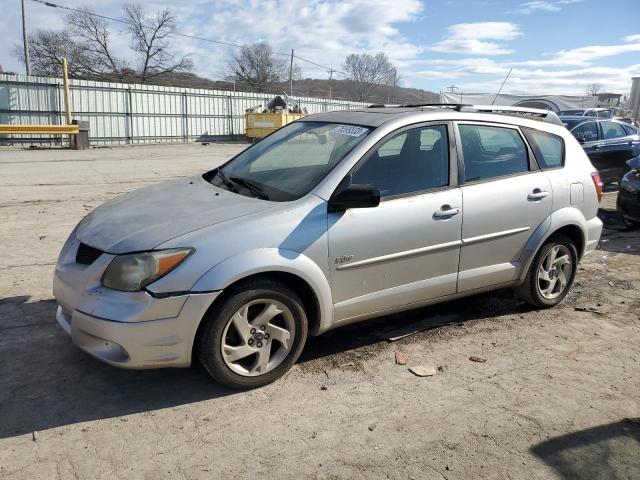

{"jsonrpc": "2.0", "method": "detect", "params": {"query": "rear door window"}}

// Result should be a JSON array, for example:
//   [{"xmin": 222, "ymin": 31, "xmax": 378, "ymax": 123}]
[
  {"xmin": 601, "ymin": 121, "xmax": 629, "ymax": 140},
  {"xmin": 523, "ymin": 128, "xmax": 565, "ymax": 169},
  {"xmin": 571, "ymin": 122, "xmax": 599, "ymax": 142},
  {"xmin": 458, "ymin": 124, "xmax": 529, "ymax": 182}
]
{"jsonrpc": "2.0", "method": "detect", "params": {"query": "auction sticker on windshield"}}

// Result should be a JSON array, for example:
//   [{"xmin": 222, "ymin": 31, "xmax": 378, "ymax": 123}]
[{"xmin": 333, "ymin": 125, "xmax": 369, "ymax": 137}]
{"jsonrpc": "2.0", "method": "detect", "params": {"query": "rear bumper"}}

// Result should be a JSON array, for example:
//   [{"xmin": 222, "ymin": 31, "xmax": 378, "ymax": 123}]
[
  {"xmin": 584, "ymin": 216, "xmax": 603, "ymax": 256},
  {"xmin": 55, "ymin": 291, "xmax": 219, "ymax": 369}
]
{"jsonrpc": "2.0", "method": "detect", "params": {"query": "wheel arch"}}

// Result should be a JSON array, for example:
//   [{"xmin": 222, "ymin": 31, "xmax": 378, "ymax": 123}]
[
  {"xmin": 191, "ymin": 248, "xmax": 333, "ymax": 337},
  {"xmin": 518, "ymin": 209, "xmax": 587, "ymax": 283}
]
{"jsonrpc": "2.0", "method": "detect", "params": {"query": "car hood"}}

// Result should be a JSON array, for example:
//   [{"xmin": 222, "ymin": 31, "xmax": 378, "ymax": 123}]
[{"xmin": 76, "ymin": 175, "xmax": 271, "ymax": 254}]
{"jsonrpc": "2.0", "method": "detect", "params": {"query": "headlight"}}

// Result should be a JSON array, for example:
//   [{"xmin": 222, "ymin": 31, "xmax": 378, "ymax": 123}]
[{"xmin": 101, "ymin": 248, "xmax": 193, "ymax": 292}]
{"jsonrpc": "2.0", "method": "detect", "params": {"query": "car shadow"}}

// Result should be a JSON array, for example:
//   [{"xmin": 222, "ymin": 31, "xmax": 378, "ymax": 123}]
[
  {"xmin": 597, "ymin": 207, "xmax": 640, "ymax": 256},
  {"xmin": 0, "ymin": 289, "xmax": 527, "ymax": 440},
  {"xmin": 0, "ymin": 296, "xmax": 237, "ymax": 439},
  {"xmin": 531, "ymin": 419, "xmax": 640, "ymax": 480}
]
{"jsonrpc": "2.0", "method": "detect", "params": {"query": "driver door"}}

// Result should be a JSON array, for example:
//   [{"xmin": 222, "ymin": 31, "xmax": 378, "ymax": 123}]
[{"xmin": 327, "ymin": 123, "xmax": 463, "ymax": 322}]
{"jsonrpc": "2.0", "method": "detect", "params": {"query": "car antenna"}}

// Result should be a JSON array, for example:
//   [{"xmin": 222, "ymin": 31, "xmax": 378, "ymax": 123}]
[{"xmin": 491, "ymin": 67, "xmax": 513, "ymax": 105}]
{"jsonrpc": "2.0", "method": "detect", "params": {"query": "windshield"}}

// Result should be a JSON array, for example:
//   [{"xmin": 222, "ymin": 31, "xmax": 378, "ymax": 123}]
[{"xmin": 210, "ymin": 121, "xmax": 372, "ymax": 201}]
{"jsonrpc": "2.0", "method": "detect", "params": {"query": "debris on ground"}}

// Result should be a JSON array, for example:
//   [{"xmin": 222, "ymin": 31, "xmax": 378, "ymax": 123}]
[
  {"xmin": 320, "ymin": 386, "xmax": 327, "ymax": 391},
  {"xmin": 409, "ymin": 365, "xmax": 437, "ymax": 377},
  {"xmin": 395, "ymin": 352, "xmax": 408, "ymax": 365},
  {"xmin": 574, "ymin": 306, "xmax": 604, "ymax": 315},
  {"xmin": 469, "ymin": 356, "xmax": 487, "ymax": 363},
  {"xmin": 31, "ymin": 431, "xmax": 37, "ymax": 442},
  {"xmin": 368, "ymin": 424, "xmax": 376, "ymax": 431},
  {"xmin": 385, "ymin": 314, "xmax": 460, "ymax": 341}
]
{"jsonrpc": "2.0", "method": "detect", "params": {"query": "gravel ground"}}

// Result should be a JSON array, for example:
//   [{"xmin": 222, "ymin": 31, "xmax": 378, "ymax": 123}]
[{"xmin": 0, "ymin": 143, "xmax": 639, "ymax": 480}]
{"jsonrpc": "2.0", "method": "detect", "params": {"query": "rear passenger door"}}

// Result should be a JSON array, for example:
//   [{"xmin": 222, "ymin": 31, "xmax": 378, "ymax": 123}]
[
  {"xmin": 598, "ymin": 121, "xmax": 637, "ymax": 182},
  {"xmin": 571, "ymin": 120, "xmax": 604, "ymax": 174},
  {"xmin": 455, "ymin": 122, "xmax": 552, "ymax": 292}
]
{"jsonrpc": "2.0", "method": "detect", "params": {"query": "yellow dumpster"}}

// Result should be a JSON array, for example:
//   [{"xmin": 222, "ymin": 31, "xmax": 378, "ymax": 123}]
[{"xmin": 245, "ymin": 112, "xmax": 305, "ymax": 139}]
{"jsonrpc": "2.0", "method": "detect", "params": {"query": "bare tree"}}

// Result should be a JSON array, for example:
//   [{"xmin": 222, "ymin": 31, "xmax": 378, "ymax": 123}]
[
  {"xmin": 12, "ymin": 29, "xmax": 97, "ymax": 77},
  {"xmin": 225, "ymin": 42, "xmax": 300, "ymax": 93},
  {"xmin": 585, "ymin": 82, "xmax": 603, "ymax": 96},
  {"xmin": 123, "ymin": 3, "xmax": 193, "ymax": 82},
  {"xmin": 342, "ymin": 52, "xmax": 396, "ymax": 101},
  {"xmin": 66, "ymin": 7, "xmax": 125, "ymax": 78}
]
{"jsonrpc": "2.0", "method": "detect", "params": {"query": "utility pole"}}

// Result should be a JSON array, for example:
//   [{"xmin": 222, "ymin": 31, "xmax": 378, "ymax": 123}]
[
  {"xmin": 328, "ymin": 69, "xmax": 333, "ymax": 101},
  {"xmin": 387, "ymin": 68, "xmax": 397, "ymax": 104},
  {"xmin": 21, "ymin": 0, "xmax": 31, "ymax": 76},
  {"xmin": 289, "ymin": 49, "xmax": 294, "ymax": 97},
  {"xmin": 391, "ymin": 68, "xmax": 397, "ymax": 103}
]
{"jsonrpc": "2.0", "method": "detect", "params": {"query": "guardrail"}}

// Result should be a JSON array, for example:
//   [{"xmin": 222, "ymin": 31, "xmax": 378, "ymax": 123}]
[{"xmin": 0, "ymin": 124, "xmax": 79, "ymax": 134}]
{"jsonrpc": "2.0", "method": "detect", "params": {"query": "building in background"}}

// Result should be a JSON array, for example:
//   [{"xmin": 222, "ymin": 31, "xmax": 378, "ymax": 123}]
[
  {"xmin": 630, "ymin": 77, "xmax": 640, "ymax": 124},
  {"xmin": 597, "ymin": 93, "xmax": 622, "ymax": 108}
]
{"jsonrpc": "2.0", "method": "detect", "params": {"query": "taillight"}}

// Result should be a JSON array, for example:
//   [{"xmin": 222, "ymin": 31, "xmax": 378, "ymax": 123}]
[{"xmin": 591, "ymin": 172, "xmax": 603, "ymax": 202}]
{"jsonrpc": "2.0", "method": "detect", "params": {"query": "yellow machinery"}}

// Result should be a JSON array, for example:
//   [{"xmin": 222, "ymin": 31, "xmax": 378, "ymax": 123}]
[{"xmin": 245, "ymin": 112, "xmax": 305, "ymax": 140}]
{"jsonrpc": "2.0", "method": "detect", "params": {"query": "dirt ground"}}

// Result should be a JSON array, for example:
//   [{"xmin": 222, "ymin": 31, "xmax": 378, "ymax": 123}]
[{"xmin": 0, "ymin": 143, "xmax": 639, "ymax": 480}]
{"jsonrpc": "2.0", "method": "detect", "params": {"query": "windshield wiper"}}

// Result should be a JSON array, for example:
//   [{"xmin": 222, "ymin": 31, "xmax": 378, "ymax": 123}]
[
  {"xmin": 215, "ymin": 169, "xmax": 237, "ymax": 192},
  {"xmin": 229, "ymin": 176, "xmax": 270, "ymax": 200}
]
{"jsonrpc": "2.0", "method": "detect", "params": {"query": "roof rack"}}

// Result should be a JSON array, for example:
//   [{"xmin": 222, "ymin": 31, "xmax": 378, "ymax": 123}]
[
  {"xmin": 366, "ymin": 103, "xmax": 563, "ymax": 125},
  {"xmin": 368, "ymin": 103, "xmax": 471, "ymax": 111},
  {"xmin": 470, "ymin": 105, "xmax": 564, "ymax": 125}
]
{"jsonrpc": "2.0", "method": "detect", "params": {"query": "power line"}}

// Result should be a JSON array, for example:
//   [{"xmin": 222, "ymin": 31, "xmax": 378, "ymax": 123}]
[{"xmin": 29, "ymin": 0, "xmax": 351, "ymax": 78}]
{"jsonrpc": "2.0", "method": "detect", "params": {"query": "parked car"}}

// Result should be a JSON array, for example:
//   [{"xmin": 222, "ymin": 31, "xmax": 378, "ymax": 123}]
[
  {"xmin": 54, "ymin": 104, "xmax": 603, "ymax": 389},
  {"xmin": 557, "ymin": 108, "xmax": 613, "ymax": 118},
  {"xmin": 617, "ymin": 156, "xmax": 640, "ymax": 224},
  {"xmin": 560, "ymin": 116, "xmax": 640, "ymax": 184}
]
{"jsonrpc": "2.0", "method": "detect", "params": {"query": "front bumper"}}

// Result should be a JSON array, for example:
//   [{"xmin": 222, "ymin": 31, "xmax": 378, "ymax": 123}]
[
  {"xmin": 53, "ymin": 229, "xmax": 220, "ymax": 369},
  {"xmin": 55, "ymin": 292, "xmax": 219, "ymax": 368}
]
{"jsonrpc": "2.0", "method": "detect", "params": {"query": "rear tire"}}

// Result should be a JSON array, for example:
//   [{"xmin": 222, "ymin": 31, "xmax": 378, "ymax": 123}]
[
  {"xmin": 516, "ymin": 234, "xmax": 578, "ymax": 308},
  {"xmin": 197, "ymin": 278, "xmax": 308, "ymax": 390}
]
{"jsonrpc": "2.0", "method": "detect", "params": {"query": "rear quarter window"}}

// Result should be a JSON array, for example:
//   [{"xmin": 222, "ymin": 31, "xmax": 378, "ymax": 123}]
[{"xmin": 522, "ymin": 128, "xmax": 565, "ymax": 170}]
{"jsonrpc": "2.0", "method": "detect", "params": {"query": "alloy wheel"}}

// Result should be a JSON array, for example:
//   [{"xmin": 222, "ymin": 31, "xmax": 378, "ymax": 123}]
[
  {"xmin": 220, "ymin": 299, "xmax": 295, "ymax": 377},
  {"xmin": 537, "ymin": 244, "xmax": 572, "ymax": 300}
]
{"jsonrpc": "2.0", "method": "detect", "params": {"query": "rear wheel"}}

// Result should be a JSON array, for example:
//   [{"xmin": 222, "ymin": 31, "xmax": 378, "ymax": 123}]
[
  {"xmin": 516, "ymin": 234, "xmax": 578, "ymax": 308},
  {"xmin": 197, "ymin": 278, "xmax": 308, "ymax": 389}
]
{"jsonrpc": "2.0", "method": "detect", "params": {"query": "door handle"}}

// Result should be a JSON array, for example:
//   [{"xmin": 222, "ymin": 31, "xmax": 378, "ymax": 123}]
[
  {"xmin": 434, "ymin": 205, "xmax": 461, "ymax": 218},
  {"xmin": 528, "ymin": 188, "xmax": 549, "ymax": 201}
]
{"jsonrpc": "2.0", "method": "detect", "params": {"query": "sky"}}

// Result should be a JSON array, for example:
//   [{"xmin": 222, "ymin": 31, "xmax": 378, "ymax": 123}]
[{"xmin": 1, "ymin": 0, "xmax": 639, "ymax": 96}]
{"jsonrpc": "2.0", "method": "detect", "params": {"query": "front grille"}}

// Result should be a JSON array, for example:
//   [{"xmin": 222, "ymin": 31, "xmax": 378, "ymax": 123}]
[{"xmin": 76, "ymin": 243, "xmax": 103, "ymax": 265}]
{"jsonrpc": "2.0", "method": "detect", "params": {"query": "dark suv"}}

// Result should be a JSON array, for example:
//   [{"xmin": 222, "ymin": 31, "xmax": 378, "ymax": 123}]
[{"xmin": 560, "ymin": 116, "xmax": 640, "ymax": 184}]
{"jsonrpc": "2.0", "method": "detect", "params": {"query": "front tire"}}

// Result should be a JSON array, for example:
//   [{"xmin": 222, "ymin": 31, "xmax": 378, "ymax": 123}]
[
  {"xmin": 516, "ymin": 234, "xmax": 578, "ymax": 308},
  {"xmin": 197, "ymin": 278, "xmax": 308, "ymax": 389}
]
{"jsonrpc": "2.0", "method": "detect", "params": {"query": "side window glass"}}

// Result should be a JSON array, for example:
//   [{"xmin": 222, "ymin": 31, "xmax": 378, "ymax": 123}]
[
  {"xmin": 459, "ymin": 124, "xmax": 529, "ymax": 182},
  {"xmin": 623, "ymin": 124, "xmax": 638, "ymax": 136},
  {"xmin": 572, "ymin": 122, "xmax": 598, "ymax": 142},
  {"xmin": 601, "ymin": 122, "xmax": 628, "ymax": 140},
  {"xmin": 351, "ymin": 125, "xmax": 449, "ymax": 197},
  {"xmin": 523, "ymin": 128, "xmax": 565, "ymax": 169}
]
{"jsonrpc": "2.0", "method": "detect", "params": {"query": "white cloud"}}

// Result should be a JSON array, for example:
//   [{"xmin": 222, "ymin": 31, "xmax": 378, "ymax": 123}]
[
  {"xmin": 515, "ymin": 0, "xmax": 583, "ymax": 15},
  {"xmin": 514, "ymin": 35, "xmax": 640, "ymax": 67},
  {"xmin": 177, "ymin": 0, "xmax": 424, "ymax": 78},
  {"xmin": 430, "ymin": 22, "xmax": 522, "ymax": 55}
]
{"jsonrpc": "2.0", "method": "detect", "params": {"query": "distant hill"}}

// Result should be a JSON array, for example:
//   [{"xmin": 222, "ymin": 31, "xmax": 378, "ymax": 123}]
[{"xmin": 94, "ymin": 71, "xmax": 440, "ymax": 104}]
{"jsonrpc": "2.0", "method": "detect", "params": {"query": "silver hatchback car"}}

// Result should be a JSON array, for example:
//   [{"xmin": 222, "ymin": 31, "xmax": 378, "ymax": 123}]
[{"xmin": 54, "ymin": 104, "xmax": 603, "ymax": 389}]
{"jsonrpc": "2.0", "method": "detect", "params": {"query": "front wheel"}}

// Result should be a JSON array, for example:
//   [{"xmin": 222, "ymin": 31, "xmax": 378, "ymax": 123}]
[
  {"xmin": 197, "ymin": 278, "xmax": 308, "ymax": 389},
  {"xmin": 516, "ymin": 234, "xmax": 578, "ymax": 308}
]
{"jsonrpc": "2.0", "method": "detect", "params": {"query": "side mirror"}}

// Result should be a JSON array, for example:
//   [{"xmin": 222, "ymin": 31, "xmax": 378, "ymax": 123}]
[{"xmin": 328, "ymin": 184, "xmax": 380, "ymax": 212}]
